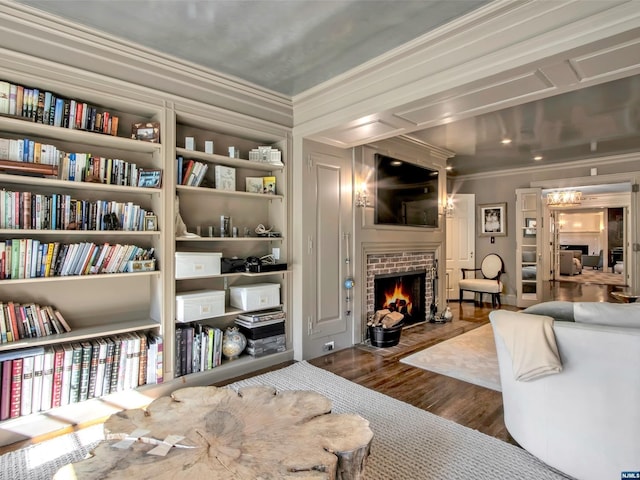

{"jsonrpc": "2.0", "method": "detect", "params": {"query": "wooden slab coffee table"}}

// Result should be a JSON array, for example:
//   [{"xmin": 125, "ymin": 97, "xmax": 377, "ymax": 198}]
[{"xmin": 55, "ymin": 385, "xmax": 373, "ymax": 479}]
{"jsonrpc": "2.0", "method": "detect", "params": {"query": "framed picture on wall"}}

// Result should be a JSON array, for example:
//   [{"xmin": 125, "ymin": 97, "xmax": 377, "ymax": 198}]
[{"xmin": 479, "ymin": 203, "xmax": 507, "ymax": 237}]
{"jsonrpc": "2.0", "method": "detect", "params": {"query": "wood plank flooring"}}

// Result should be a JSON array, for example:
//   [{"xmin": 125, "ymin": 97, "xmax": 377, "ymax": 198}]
[{"xmin": 218, "ymin": 281, "xmax": 618, "ymax": 448}]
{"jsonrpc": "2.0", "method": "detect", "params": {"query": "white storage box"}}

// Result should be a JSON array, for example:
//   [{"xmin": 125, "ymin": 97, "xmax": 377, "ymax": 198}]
[
  {"xmin": 176, "ymin": 290, "xmax": 225, "ymax": 323},
  {"xmin": 175, "ymin": 252, "xmax": 221, "ymax": 279},
  {"xmin": 229, "ymin": 283, "xmax": 281, "ymax": 311}
]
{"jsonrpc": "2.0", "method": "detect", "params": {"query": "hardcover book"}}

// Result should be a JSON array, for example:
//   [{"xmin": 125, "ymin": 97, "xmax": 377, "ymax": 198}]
[
  {"xmin": 214, "ymin": 165, "xmax": 236, "ymax": 191},
  {"xmin": 263, "ymin": 176, "xmax": 276, "ymax": 195},
  {"xmin": 245, "ymin": 177, "xmax": 264, "ymax": 194},
  {"xmin": 40, "ymin": 347, "xmax": 55, "ymax": 411}
]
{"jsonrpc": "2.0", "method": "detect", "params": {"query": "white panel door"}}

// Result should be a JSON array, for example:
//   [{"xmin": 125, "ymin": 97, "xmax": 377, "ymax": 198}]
[
  {"xmin": 445, "ymin": 194, "xmax": 475, "ymax": 301},
  {"xmin": 306, "ymin": 154, "xmax": 352, "ymax": 345}
]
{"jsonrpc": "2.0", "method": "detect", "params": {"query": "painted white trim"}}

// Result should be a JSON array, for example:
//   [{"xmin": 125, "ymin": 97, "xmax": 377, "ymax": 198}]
[
  {"xmin": 453, "ymin": 152, "xmax": 640, "ymax": 181},
  {"xmin": 0, "ymin": 2, "xmax": 293, "ymax": 126},
  {"xmin": 293, "ymin": 1, "xmax": 640, "ymax": 141}
]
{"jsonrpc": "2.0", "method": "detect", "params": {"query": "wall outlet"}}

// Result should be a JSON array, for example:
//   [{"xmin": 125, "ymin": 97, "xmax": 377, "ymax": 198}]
[
  {"xmin": 323, "ymin": 341, "xmax": 335, "ymax": 352},
  {"xmin": 272, "ymin": 247, "xmax": 280, "ymax": 260}
]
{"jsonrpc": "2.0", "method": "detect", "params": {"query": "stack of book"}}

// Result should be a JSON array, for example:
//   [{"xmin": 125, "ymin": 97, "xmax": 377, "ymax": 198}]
[
  {"xmin": 174, "ymin": 324, "xmax": 223, "ymax": 377},
  {"xmin": 176, "ymin": 156, "xmax": 208, "ymax": 187},
  {"xmin": 0, "ymin": 332, "xmax": 163, "ymax": 420},
  {"xmin": 235, "ymin": 310, "xmax": 286, "ymax": 358}
]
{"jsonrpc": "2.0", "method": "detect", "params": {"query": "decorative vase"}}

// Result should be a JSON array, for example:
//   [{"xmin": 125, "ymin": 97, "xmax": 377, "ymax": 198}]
[
  {"xmin": 443, "ymin": 306, "xmax": 453, "ymax": 321},
  {"xmin": 222, "ymin": 326, "xmax": 247, "ymax": 360}
]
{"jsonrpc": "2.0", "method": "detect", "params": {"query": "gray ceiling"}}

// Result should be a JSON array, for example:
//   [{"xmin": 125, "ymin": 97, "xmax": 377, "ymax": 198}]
[
  {"xmin": 18, "ymin": 0, "xmax": 488, "ymax": 96},
  {"xmin": 16, "ymin": 0, "xmax": 640, "ymax": 176}
]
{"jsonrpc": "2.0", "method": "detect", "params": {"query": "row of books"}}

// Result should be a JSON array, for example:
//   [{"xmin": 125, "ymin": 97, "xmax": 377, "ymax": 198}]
[
  {"xmin": 0, "ymin": 302, "xmax": 70, "ymax": 343},
  {"xmin": 0, "ymin": 191, "xmax": 152, "ymax": 231},
  {"xmin": 0, "ymin": 239, "xmax": 155, "ymax": 280},
  {"xmin": 59, "ymin": 153, "xmax": 147, "ymax": 187},
  {"xmin": 0, "ymin": 80, "xmax": 119, "ymax": 136},
  {"xmin": 0, "ymin": 332, "xmax": 163, "ymax": 421},
  {"xmin": 174, "ymin": 324, "xmax": 224, "ymax": 377},
  {"xmin": 176, "ymin": 156, "xmax": 208, "ymax": 187},
  {"xmin": 0, "ymin": 137, "xmax": 61, "ymax": 166}
]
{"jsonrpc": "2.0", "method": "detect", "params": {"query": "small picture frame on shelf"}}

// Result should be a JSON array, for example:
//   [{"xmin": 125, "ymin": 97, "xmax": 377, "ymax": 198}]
[
  {"xmin": 144, "ymin": 214, "xmax": 158, "ymax": 231},
  {"xmin": 131, "ymin": 122, "xmax": 160, "ymax": 143},
  {"xmin": 138, "ymin": 168, "xmax": 163, "ymax": 188}
]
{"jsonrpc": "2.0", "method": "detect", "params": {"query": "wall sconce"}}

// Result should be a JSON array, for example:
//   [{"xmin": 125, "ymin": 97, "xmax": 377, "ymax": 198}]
[
  {"xmin": 445, "ymin": 195, "xmax": 455, "ymax": 217},
  {"xmin": 355, "ymin": 182, "xmax": 370, "ymax": 208}
]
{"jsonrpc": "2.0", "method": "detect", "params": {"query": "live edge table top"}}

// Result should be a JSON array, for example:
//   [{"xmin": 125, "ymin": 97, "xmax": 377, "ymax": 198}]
[{"xmin": 55, "ymin": 385, "xmax": 373, "ymax": 479}]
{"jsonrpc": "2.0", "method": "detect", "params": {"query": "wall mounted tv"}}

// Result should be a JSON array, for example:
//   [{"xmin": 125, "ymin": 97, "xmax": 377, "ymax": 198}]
[{"xmin": 374, "ymin": 154, "xmax": 439, "ymax": 228}]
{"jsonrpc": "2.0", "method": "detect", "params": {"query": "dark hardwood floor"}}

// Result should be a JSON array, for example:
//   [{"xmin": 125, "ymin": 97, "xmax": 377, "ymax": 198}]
[{"xmin": 219, "ymin": 281, "xmax": 618, "ymax": 448}]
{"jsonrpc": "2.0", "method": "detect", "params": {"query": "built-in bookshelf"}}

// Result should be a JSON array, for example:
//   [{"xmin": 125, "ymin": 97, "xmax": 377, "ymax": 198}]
[
  {"xmin": 169, "ymin": 110, "xmax": 291, "ymax": 383},
  {"xmin": 0, "ymin": 56, "xmax": 292, "ymax": 445},
  {"xmin": 0, "ymin": 77, "xmax": 166, "ymax": 432}
]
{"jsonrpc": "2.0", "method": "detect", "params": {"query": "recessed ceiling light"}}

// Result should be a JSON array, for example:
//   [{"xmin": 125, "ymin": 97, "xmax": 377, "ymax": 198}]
[
  {"xmin": 501, "ymin": 138, "xmax": 512, "ymax": 145},
  {"xmin": 445, "ymin": 166, "xmax": 453, "ymax": 171},
  {"xmin": 390, "ymin": 160, "xmax": 403, "ymax": 166},
  {"xmin": 533, "ymin": 155, "xmax": 543, "ymax": 161}
]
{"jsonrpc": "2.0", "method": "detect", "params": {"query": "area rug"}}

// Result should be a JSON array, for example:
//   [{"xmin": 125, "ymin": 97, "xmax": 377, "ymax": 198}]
[
  {"xmin": 0, "ymin": 361, "xmax": 571, "ymax": 479},
  {"xmin": 559, "ymin": 269, "xmax": 625, "ymax": 286},
  {"xmin": 400, "ymin": 323, "xmax": 501, "ymax": 392}
]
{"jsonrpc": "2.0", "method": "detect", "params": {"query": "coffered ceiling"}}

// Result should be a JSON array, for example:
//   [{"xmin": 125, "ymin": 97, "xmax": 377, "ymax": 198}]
[{"xmin": 13, "ymin": 0, "xmax": 640, "ymax": 176}]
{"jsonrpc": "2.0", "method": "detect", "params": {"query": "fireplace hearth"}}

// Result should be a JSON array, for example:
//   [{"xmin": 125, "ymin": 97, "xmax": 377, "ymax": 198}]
[{"xmin": 374, "ymin": 269, "xmax": 426, "ymax": 325}]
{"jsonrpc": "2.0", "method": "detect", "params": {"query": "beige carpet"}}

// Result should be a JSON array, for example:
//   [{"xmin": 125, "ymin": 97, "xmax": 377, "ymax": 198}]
[
  {"xmin": 400, "ymin": 323, "xmax": 501, "ymax": 391},
  {"xmin": 559, "ymin": 268, "xmax": 625, "ymax": 286}
]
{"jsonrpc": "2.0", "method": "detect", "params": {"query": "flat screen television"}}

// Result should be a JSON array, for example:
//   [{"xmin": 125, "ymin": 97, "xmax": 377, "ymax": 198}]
[{"xmin": 374, "ymin": 154, "xmax": 439, "ymax": 228}]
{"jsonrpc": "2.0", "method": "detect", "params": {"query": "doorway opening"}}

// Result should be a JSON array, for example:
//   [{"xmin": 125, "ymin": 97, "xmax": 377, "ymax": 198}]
[{"xmin": 543, "ymin": 183, "xmax": 631, "ymax": 288}]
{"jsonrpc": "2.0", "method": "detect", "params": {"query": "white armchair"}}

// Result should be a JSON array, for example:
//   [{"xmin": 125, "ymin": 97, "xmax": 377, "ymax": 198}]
[{"xmin": 489, "ymin": 307, "xmax": 640, "ymax": 480}]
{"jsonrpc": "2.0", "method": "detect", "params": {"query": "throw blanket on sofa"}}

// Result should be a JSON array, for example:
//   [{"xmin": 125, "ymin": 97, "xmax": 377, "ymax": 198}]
[{"xmin": 491, "ymin": 311, "xmax": 563, "ymax": 381}]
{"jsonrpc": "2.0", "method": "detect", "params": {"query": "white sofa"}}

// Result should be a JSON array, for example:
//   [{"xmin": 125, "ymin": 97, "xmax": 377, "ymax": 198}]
[{"xmin": 489, "ymin": 303, "xmax": 640, "ymax": 480}]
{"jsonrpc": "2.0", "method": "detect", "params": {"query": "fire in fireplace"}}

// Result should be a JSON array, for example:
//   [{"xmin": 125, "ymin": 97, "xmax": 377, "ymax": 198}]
[{"xmin": 374, "ymin": 269, "xmax": 426, "ymax": 325}]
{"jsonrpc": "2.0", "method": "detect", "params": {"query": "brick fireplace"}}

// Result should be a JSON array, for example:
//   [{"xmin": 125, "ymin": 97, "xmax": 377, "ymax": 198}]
[{"xmin": 365, "ymin": 251, "xmax": 436, "ymax": 328}]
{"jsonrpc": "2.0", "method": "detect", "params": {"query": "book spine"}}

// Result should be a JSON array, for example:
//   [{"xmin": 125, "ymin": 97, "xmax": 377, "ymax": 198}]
[
  {"xmin": 20, "ymin": 355, "xmax": 34, "ymax": 416},
  {"xmin": 68, "ymin": 344, "xmax": 83, "ymax": 404},
  {"xmin": 0, "ymin": 360, "xmax": 13, "ymax": 420},
  {"xmin": 86, "ymin": 340, "xmax": 100, "ymax": 399},
  {"xmin": 31, "ymin": 353, "xmax": 44, "ymax": 413},
  {"xmin": 102, "ymin": 338, "xmax": 115, "ymax": 396},
  {"xmin": 78, "ymin": 342, "xmax": 93, "ymax": 402},
  {"xmin": 40, "ymin": 347, "xmax": 55, "ymax": 411},
  {"xmin": 51, "ymin": 345, "xmax": 65, "ymax": 408},
  {"xmin": 9, "ymin": 357, "xmax": 23, "ymax": 418}
]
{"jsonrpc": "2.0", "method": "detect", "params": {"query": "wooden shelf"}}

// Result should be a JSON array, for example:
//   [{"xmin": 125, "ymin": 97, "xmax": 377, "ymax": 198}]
[
  {"xmin": 0, "ymin": 173, "xmax": 162, "ymax": 194},
  {"xmin": 176, "ymin": 236, "xmax": 282, "ymax": 242},
  {"xmin": 176, "ymin": 184, "xmax": 283, "ymax": 200},
  {"xmin": 0, "ymin": 229, "xmax": 161, "ymax": 237},
  {"xmin": 0, "ymin": 318, "xmax": 159, "ymax": 352},
  {"xmin": 0, "ymin": 270, "xmax": 160, "ymax": 285},
  {"xmin": 175, "ymin": 270, "xmax": 290, "ymax": 281},
  {"xmin": 0, "ymin": 115, "xmax": 161, "ymax": 153},
  {"xmin": 176, "ymin": 147, "xmax": 284, "ymax": 172}
]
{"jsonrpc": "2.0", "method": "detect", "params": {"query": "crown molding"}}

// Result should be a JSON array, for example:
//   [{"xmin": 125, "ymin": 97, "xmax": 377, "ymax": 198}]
[
  {"xmin": 452, "ymin": 152, "xmax": 640, "ymax": 181},
  {"xmin": 0, "ymin": 2, "xmax": 293, "ymax": 127},
  {"xmin": 293, "ymin": 0, "xmax": 640, "ymax": 139}
]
